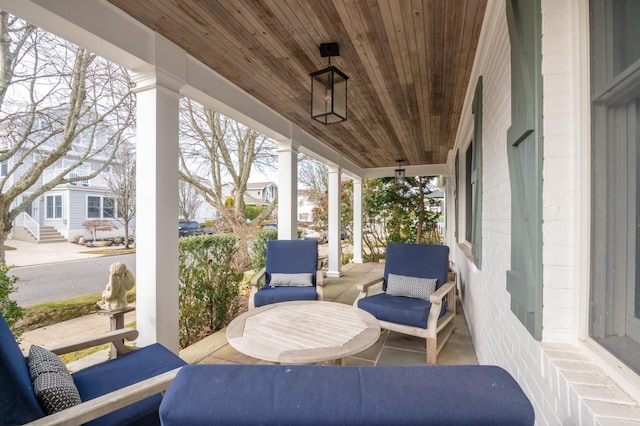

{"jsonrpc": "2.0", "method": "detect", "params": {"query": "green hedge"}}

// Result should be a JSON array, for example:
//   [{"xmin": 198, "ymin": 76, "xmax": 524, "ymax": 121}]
[
  {"xmin": 249, "ymin": 229, "xmax": 278, "ymax": 272},
  {"xmin": 178, "ymin": 234, "xmax": 243, "ymax": 348}
]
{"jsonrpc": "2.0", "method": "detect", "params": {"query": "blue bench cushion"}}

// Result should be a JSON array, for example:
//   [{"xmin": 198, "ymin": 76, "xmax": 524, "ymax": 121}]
[
  {"xmin": 357, "ymin": 293, "xmax": 446, "ymax": 329},
  {"xmin": 72, "ymin": 343, "xmax": 186, "ymax": 426},
  {"xmin": 254, "ymin": 284, "xmax": 318, "ymax": 307},
  {"xmin": 160, "ymin": 364, "xmax": 535, "ymax": 426}
]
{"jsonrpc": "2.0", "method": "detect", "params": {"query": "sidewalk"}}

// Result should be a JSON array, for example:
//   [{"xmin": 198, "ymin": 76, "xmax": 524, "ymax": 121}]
[{"xmin": 5, "ymin": 238, "xmax": 109, "ymax": 268}]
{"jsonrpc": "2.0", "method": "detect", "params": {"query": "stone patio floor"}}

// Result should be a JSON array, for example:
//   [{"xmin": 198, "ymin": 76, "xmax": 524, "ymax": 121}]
[{"xmin": 180, "ymin": 262, "xmax": 478, "ymax": 366}]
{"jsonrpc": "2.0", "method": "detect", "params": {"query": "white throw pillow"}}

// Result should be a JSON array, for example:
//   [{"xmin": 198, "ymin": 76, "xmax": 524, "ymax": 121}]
[
  {"xmin": 269, "ymin": 273, "xmax": 314, "ymax": 287},
  {"xmin": 386, "ymin": 273, "xmax": 437, "ymax": 301}
]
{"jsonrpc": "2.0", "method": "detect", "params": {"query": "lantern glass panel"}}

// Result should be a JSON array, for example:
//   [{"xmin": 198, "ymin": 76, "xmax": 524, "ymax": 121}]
[{"xmin": 310, "ymin": 66, "xmax": 348, "ymax": 124}]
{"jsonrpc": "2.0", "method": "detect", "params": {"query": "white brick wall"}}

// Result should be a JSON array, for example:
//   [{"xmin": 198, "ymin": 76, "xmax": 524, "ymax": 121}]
[
  {"xmin": 449, "ymin": 1, "xmax": 640, "ymax": 424},
  {"xmin": 541, "ymin": 0, "xmax": 576, "ymax": 344}
]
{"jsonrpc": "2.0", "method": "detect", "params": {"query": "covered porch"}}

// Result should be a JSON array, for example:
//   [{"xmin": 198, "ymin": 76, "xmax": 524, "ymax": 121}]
[{"xmin": 4, "ymin": 0, "xmax": 640, "ymax": 424}]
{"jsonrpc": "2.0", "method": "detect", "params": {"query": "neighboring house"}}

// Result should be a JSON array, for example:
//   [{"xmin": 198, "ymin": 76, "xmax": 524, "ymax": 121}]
[
  {"xmin": 221, "ymin": 181, "xmax": 277, "ymax": 207},
  {"xmin": 8, "ymin": 136, "xmax": 133, "ymax": 244},
  {"xmin": 297, "ymin": 189, "xmax": 314, "ymax": 224},
  {"xmin": 192, "ymin": 181, "xmax": 278, "ymax": 223}
]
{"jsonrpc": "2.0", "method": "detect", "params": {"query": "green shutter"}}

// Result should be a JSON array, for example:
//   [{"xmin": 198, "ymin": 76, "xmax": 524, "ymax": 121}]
[
  {"xmin": 505, "ymin": 0, "xmax": 543, "ymax": 340},
  {"xmin": 472, "ymin": 76, "xmax": 483, "ymax": 269},
  {"xmin": 455, "ymin": 150, "xmax": 460, "ymax": 241}
]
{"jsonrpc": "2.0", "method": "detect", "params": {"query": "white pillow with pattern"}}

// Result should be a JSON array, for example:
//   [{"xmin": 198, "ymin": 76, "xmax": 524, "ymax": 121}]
[{"xmin": 386, "ymin": 273, "xmax": 437, "ymax": 301}]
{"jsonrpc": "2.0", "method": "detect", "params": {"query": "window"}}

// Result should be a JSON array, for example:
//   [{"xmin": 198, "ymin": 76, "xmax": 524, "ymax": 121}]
[
  {"xmin": 1, "ymin": 160, "xmax": 7, "ymax": 177},
  {"xmin": 87, "ymin": 195, "xmax": 120, "ymax": 219},
  {"xmin": 462, "ymin": 76, "xmax": 484, "ymax": 267},
  {"xmin": 103, "ymin": 197, "xmax": 116, "ymax": 218},
  {"xmin": 46, "ymin": 195, "xmax": 62, "ymax": 219},
  {"xmin": 590, "ymin": 0, "xmax": 640, "ymax": 375},
  {"xmin": 87, "ymin": 196, "xmax": 101, "ymax": 218}
]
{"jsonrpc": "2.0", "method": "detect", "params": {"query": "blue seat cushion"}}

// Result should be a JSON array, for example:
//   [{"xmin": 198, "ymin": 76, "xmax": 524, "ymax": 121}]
[
  {"xmin": 357, "ymin": 293, "xmax": 447, "ymax": 329},
  {"xmin": 72, "ymin": 343, "xmax": 186, "ymax": 426},
  {"xmin": 253, "ymin": 284, "xmax": 317, "ymax": 307},
  {"xmin": 160, "ymin": 364, "xmax": 535, "ymax": 425}
]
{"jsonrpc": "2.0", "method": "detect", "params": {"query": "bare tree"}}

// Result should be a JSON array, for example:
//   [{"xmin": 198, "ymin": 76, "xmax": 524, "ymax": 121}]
[
  {"xmin": 298, "ymin": 155, "xmax": 328, "ymax": 222},
  {"xmin": 178, "ymin": 99, "xmax": 276, "ymax": 227},
  {"xmin": 0, "ymin": 11, "xmax": 134, "ymax": 261},
  {"xmin": 104, "ymin": 143, "xmax": 136, "ymax": 248},
  {"xmin": 178, "ymin": 180, "xmax": 202, "ymax": 221}
]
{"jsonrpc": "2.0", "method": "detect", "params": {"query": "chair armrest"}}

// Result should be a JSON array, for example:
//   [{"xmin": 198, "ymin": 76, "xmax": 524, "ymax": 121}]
[
  {"xmin": 315, "ymin": 270, "xmax": 324, "ymax": 301},
  {"xmin": 249, "ymin": 267, "xmax": 267, "ymax": 310},
  {"xmin": 430, "ymin": 281, "xmax": 455, "ymax": 305},
  {"xmin": 353, "ymin": 276, "xmax": 384, "ymax": 305},
  {"xmin": 46, "ymin": 328, "xmax": 139, "ymax": 357},
  {"xmin": 250, "ymin": 267, "xmax": 266, "ymax": 288},
  {"xmin": 25, "ymin": 367, "xmax": 182, "ymax": 426}
]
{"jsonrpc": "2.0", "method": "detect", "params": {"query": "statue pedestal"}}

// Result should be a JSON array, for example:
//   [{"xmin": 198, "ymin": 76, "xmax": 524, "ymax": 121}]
[{"xmin": 98, "ymin": 305, "xmax": 136, "ymax": 358}]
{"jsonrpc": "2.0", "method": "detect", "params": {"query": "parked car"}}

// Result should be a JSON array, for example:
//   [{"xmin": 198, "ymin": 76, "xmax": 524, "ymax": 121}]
[
  {"xmin": 261, "ymin": 223, "xmax": 278, "ymax": 230},
  {"xmin": 304, "ymin": 225, "xmax": 326, "ymax": 243},
  {"xmin": 179, "ymin": 221, "xmax": 204, "ymax": 237}
]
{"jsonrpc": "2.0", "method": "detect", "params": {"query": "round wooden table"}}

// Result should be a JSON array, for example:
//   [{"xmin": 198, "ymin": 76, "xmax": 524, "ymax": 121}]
[{"xmin": 226, "ymin": 301, "xmax": 381, "ymax": 364}]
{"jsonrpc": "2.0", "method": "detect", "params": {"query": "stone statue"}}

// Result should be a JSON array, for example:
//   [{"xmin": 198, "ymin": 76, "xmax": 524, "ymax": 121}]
[{"xmin": 97, "ymin": 262, "xmax": 135, "ymax": 311}]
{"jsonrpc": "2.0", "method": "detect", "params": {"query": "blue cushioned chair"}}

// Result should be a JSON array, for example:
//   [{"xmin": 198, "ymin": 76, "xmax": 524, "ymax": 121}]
[
  {"xmin": 354, "ymin": 243, "xmax": 457, "ymax": 364},
  {"xmin": 249, "ymin": 239, "xmax": 324, "ymax": 309},
  {"xmin": 0, "ymin": 312, "xmax": 185, "ymax": 425}
]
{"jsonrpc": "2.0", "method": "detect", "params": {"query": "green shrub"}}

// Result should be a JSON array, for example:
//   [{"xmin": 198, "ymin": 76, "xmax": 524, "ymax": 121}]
[
  {"xmin": 0, "ymin": 263, "xmax": 23, "ymax": 339},
  {"xmin": 342, "ymin": 253, "xmax": 353, "ymax": 265},
  {"xmin": 178, "ymin": 235, "xmax": 243, "ymax": 348},
  {"xmin": 249, "ymin": 229, "xmax": 278, "ymax": 272}
]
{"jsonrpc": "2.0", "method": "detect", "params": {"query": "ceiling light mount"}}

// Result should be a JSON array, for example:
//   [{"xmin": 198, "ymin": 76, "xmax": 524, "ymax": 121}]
[{"xmin": 310, "ymin": 42, "xmax": 348, "ymax": 125}]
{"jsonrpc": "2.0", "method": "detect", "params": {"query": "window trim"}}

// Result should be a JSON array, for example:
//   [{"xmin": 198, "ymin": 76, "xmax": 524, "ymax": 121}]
[
  {"xmin": 45, "ymin": 194, "xmax": 63, "ymax": 219},
  {"xmin": 86, "ymin": 194, "xmax": 121, "ymax": 220}
]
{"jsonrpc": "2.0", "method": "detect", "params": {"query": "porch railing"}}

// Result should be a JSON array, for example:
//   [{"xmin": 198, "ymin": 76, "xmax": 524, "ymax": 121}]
[
  {"xmin": 14, "ymin": 212, "xmax": 40, "ymax": 240},
  {"xmin": 42, "ymin": 169, "xmax": 109, "ymax": 188}
]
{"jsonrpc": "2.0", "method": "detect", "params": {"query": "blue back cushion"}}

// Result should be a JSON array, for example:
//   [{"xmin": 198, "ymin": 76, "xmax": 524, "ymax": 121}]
[
  {"xmin": 265, "ymin": 240, "xmax": 318, "ymax": 286},
  {"xmin": 0, "ymin": 313, "xmax": 45, "ymax": 423},
  {"xmin": 383, "ymin": 243, "xmax": 449, "ymax": 291}
]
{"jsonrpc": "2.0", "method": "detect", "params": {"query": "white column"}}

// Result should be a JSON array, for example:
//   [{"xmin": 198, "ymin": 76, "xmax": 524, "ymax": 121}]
[
  {"xmin": 277, "ymin": 140, "xmax": 298, "ymax": 240},
  {"xmin": 131, "ymin": 69, "xmax": 181, "ymax": 353},
  {"xmin": 326, "ymin": 165, "xmax": 343, "ymax": 277},
  {"xmin": 352, "ymin": 178, "xmax": 364, "ymax": 263}
]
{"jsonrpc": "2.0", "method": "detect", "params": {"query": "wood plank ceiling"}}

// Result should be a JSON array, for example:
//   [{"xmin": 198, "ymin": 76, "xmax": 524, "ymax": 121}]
[{"xmin": 107, "ymin": 0, "xmax": 487, "ymax": 170}]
